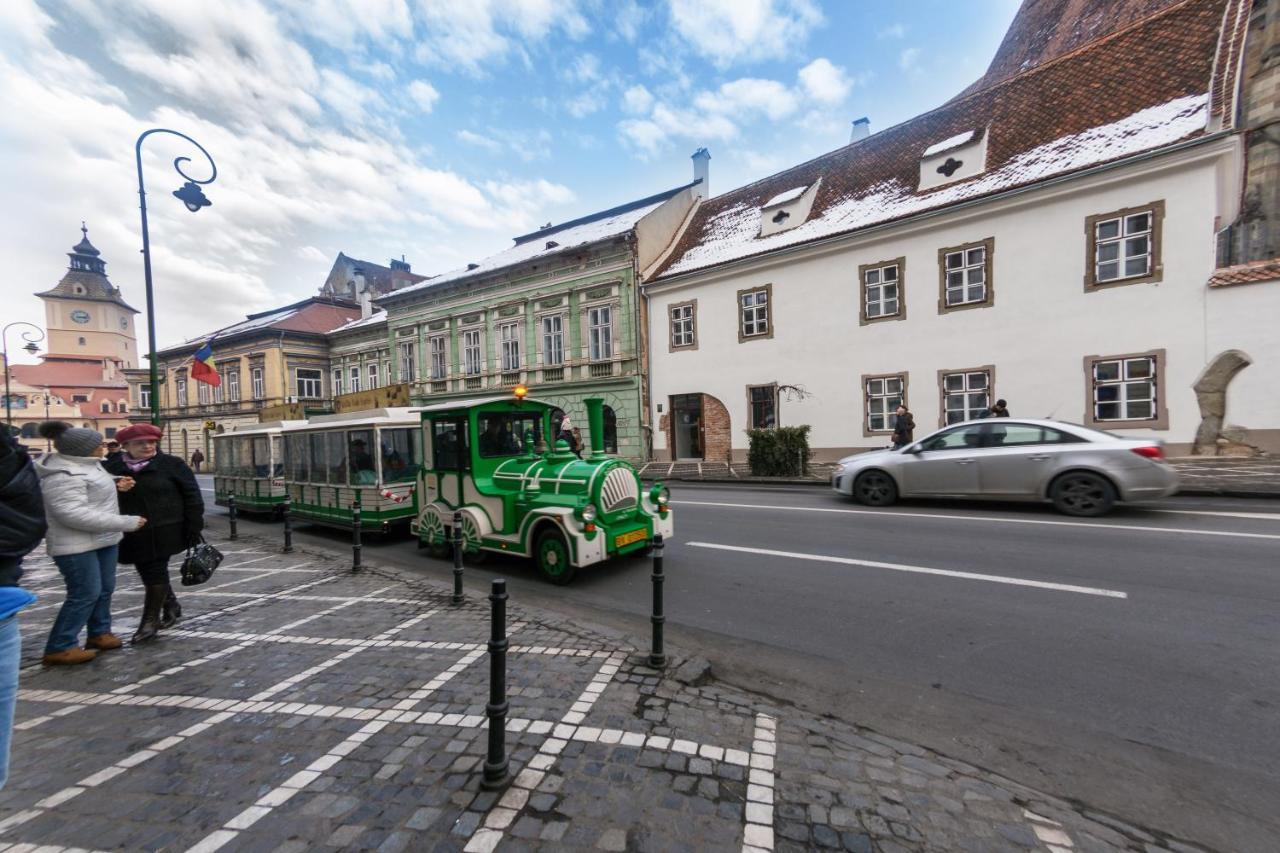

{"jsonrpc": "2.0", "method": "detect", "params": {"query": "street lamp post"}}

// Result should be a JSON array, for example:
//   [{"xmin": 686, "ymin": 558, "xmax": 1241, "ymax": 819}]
[
  {"xmin": 135, "ymin": 128, "xmax": 217, "ymax": 427},
  {"xmin": 2, "ymin": 322, "xmax": 44, "ymax": 436}
]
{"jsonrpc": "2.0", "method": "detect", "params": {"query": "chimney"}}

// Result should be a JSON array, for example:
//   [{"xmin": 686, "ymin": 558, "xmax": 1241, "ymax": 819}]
[
  {"xmin": 691, "ymin": 148, "xmax": 711, "ymax": 198},
  {"xmin": 354, "ymin": 267, "xmax": 372, "ymax": 319},
  {"xmin": 850, "ymin": 117, "xmax": 870, "ymax": 144}
]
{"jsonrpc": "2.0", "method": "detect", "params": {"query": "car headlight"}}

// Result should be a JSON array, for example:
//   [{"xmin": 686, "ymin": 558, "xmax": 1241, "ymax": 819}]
[{"xmin": 582, "ymin": 504, "xmax": 597, "ymax": 523}]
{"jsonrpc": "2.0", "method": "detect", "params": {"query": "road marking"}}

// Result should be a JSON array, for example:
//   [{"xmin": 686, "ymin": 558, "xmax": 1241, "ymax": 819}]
[
  {"xmin": 687, "ymin": 542, "xmax": 1128, "ymax": 599},
  {"xmin": 1146, "ymin": 508, "xmax": 1280, "ymax": 521},
  {"xmin": 674, "ymin": 500, "xmax": 1280, "ymax": 541}
]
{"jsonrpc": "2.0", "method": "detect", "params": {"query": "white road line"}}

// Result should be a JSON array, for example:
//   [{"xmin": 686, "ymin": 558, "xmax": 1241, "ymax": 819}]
[
  {"xmin": 1146, "ymin": 508, "xmax": 1280, "ymax": 521},
  {"xmin": 674, "ymin": 500, "xmax": 1280, "ymax": 541},
  {"xmin": 687, "ymin": 542, "xmax": 1128, "ymax": 599}
]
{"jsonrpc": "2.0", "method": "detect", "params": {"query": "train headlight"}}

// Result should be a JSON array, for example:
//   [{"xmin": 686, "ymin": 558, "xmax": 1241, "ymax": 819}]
[
  {"xmin": 582, "ymin": 504, "xmax": 597, "ymax": 523},
  {"xmin": 649, "ymin": 484, "xmax": 670, "ymax": 506}
]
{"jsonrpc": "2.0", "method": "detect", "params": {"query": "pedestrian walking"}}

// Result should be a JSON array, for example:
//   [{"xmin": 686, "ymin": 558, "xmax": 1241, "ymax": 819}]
[
  {"xmin": 0, "ymin": 428, "xmax": 44, "ymax": 789},
  {"xmin": 104, "ymin": 424, "xmax": 203, "ymax": 644},
  {"xmin": 977, "ymin": 398, "xmax": 1011, "ymax": 419},
  {"xmin": 33, "ymin": 422, "xmax": 144, "ymax": 666},
  {"xmin": 891, "ymin": 405, "xmax": 916, "ymax": 450},
  {"xmin": 190, "ymin": 448, "xmax": 204, "ymax": 473},
  {"xmin": 557, "ymin": 417, "xmax": 582, "ymax": 459}
]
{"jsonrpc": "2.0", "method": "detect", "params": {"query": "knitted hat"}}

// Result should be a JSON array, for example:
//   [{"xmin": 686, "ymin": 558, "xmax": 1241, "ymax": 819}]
[
  {"xmin": 38, "ymin": 421, "xmax": 103, "ymax": 457},
  {"xmin": 116, "ymin": 423, "xmax": 163, "ymax": 444}
]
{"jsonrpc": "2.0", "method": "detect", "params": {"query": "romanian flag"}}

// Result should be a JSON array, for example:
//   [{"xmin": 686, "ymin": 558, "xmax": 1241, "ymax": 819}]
[{"xmin": 191, "ymin": 338, "xmax": 221, "ymax": 387}]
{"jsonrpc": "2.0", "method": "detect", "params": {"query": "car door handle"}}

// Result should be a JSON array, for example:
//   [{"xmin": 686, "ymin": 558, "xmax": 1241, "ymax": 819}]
[
  {"xmin": 954, "ymin": 459, "xmax": 976, "ymax": 465},
  {"xmin": 1028, "ymin": 455, "xmax": 1052, "ymax": 461}
]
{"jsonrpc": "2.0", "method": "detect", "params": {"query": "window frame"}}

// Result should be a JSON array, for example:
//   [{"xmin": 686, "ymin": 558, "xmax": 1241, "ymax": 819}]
[
  {"xmin": 251, "ymin": 367, "xmax": 264, "ymax": 400},
  {"xmin": 499, "ymin": 321, "xmax": 521, "ymax": 371},
  {"xmin": 226, "ymin": 369, "xmax": 240, "ymax": 402},
  {"xmin": 588, "ymin": 305, "xmax": 614, "ymax": 361},
  {"xmin": 668, "ymin": 299, "xmax": 698, "ymax": 351},
  {"xmin": 937, "ymin": 237, "xmax": 995, "ymax": 313},
  {"xmin": 737, "ymin": 284, "xmax": 773, "ymax": 342},
  {"xmin": 398, "ymin": 340, "xmax": 417, "ymax": 383},
  {"xmin": 861, "ymin": 371, "xmax": 909, "ymax": 437},
  {"xmin": 175, "ymin": 378, "xmax": 187, "ymax": 408},
  {"xmin": 331, "ymin": 367, "xmax": 342, "ymax": 397},
  {"xmin": 295, "ymin": 368, "xmax": 323, "ymax": 400},
  {"xmin": 348, "ymin": 365, "xmax": 361, "ymax": 394},
  {"xmin": 367, "ymin": 362, "xmax": 379, "ymax": 390},
  {"xmin": 429, "ymin": 335, "xmax": 448, "ymax": 380},
  {"xmin": 1082, "ymin": 348, "xmax": 1168, "ymax": 430},
  {"xmin": 936, "ymin": 365, "xmax": 995, "ymax": 427},
  {"xmin": 1084, "ymin": 200, "xmax": 1164, "ymax": 290},
  {"xmin": 859, "ymin": 257, "xmax": 906, "ymax": 325},
  {"xmin": 198, "ymin": 382, "xmax": 211, "ymax": 406},
  {"xmin": 540, "ymin": 314, "xmax": 565, "ymax": 366},
  {"xmin": 462, "ymin": 329, "xmax": 483, "ymax": 376},
  {"xmin": 746, "ymin": 383, "xmax": 779, "ymax": 430},
  {"xmin": 138, "ymin": 385, "xmax": 151, "ymax": 409}
]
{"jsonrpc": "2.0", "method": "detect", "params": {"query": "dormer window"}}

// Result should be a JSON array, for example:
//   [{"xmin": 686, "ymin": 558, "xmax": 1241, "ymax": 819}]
[
  {"xmin": 919, "ymin": 128, "xmax": 988, "ymax": 191},
  {"xmin": 545, "ymin": 240, "xmax": 559, "ymax": 250},
  {"xmin": 937, "ymin": 157, "xmax": 963, "ymax": 177},
  {"xmin": 771, "ymin": 210, "xmax": 790, "ymax": 224},
  {"xmin": 759, "ymin": 178, "xmax": 822, "ymax": 238}
]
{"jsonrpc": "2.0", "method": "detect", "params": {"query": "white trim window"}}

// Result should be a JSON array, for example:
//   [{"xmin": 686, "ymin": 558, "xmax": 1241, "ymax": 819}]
[
  {"xmin": 175, "ymin": 380, "xmax": 187, "ymax": 408},
  {"xmin": 463, "ymin": 330, "xmax": 482, "ymax": 376},
  {"xmin": 212, "ymin": 375, "xmax": 223, "ymax": 403},
  {"xmin": 541, "ymin": 315, "xmax": 564, "ymax": 365},
  {"xmin": 740, "ymin": 289, "xmax": 769, "ymax": 337},
  {"xmin": 943, "ymin": 246, "xmax": 986, "ymax": 306},
  {"xmin": 499, "ymin": 322, "xmax": 521, "ymax": 371},
  {"xmin": 398, "ymin": 341, "xmax": 417, "ymax": 382},
  {"xmin": 139, "ymin": 385, "xmax": 151, "ymax": 410},
  {"xmin": 864, "ymin": 263, "xmax": 900, "ymax": 318},
  {"xmin": 331, "ymin": 367, "xmax": 342, "ymax": 396},
  {"xmin": 296, "ymin": 368, "xmax": 323, "ymax": 399},
  {"xmin": 198, "ymin": 382, "xmax": 211, "ymax": 406},
  {"xmin": 349, "ymin": 365, "xmax": 361, "ymax": 393},
  {"xmin": 227, "ymin": 370, "xmax": 240, "ymax": 402},
  {"xmin": 942, "ymin": 370, "xmax": 990, "ymax": 424},
  {"xmin": 670, "ymin": 304, "xmax": 694, "ymax": 348},
  {"xmin": 865, "ymin": 376, "xmax": 904, "ymax": 432},
  {"xmin": 1093, "ymin": 356, "xmax": 1156, "ymax": 421},
  {"xmin": 251, "ymin": 367, "xmax": 264, "ymax": 400},
  {"xmin": 430, "ymin": 336, "xmax": 448, "ymax": 380},
  {"xmin": 367, "ymin": 362, "xmax": 379, "ymax": 389},
  {"xmin": 1095, "ymin": 211, "xmax": 1153, "ymax": 282},
  {"xmin": 588, "ymin": 306, "xmax": 613, "ymax": 361}
]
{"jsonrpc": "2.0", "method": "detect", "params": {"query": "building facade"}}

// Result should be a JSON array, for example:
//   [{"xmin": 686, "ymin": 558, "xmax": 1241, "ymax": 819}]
[{"xmin": 643, "ymin": 0, "xmax": 1279, "ymax": 461}]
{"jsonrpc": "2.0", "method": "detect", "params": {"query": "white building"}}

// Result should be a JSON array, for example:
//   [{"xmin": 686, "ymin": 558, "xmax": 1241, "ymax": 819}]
[{"xmin": 643, "ymin": 0, "xmax": 1280, "ymax": 461}]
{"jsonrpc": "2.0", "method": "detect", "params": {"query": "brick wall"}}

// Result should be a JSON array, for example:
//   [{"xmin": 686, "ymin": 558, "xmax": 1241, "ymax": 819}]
[{"xmin": 702, "ymin": 394, "xmax": 732, "ymax": 463}]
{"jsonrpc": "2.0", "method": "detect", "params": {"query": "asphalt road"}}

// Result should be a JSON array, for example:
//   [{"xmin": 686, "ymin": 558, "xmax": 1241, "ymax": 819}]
[{"xmin": 198, "ymin": 476, "xmax": 1280, "ymax": 852}]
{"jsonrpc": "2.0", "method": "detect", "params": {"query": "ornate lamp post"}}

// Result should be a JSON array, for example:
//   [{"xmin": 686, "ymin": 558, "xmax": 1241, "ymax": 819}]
[
  {"xmin": 135, "ymin": 129, "xmax": 217, "ymax": 427},
  {"xmin": 2, "ymin": 322, "xmax": 44, "ymax": 436}
]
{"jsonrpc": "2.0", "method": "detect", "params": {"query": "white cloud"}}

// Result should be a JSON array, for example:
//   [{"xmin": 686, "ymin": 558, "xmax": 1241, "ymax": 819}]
[
  {"xmin": 278, "ymin": 0, "xmax": 413, "ymax": 46},
  {"xmin": 566, "ymin": 53, "xmax": 602, "ymax": 83},
  {"xmin": 296, "ymin": 245, "xmax": 330, "ymax": 263},
  {"xmin": 407, "ymin": 79, "xmax": 440, "ymax": 112},
  {"xmin": 353, "ymin": 60, "xmax": 397, "ymax": 81},
  {"xmin": 877, "ymin": 23, "xmax": 906, "ymax": 39},
  {"xmin": 566, "ymin": 91, "xmax": 606, "ymax": 118},
  {"xmin": 622, "ymin": 84, "xmax": 655, "ymax": 114},
  {"xmin": 668, "ymin": 0, "xmax": 822, "ymax": 67},
  {"xmin": 695, "ymin": 78, "xmax": 797, "ymax": 121},
  {"xmin": 413, "ymin": 0, "xmax": 589, "ymax": 75},
  {"xmin": 797, "ymin": 58, "xmax": 851, "ymax": 105},
  {"xmin": 457, "ymin": 129, "xmax": 503, "ymax": 153},
  {"xmin": 613, "ymin": 1, "xmax": 649, "ymax": 42},
  {"xmin": 899, "ymin": 47, "xmax": 921, "ymax": 71}
]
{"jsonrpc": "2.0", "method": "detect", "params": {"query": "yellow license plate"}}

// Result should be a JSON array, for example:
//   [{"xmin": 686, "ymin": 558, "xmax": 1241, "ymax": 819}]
[{"xmin": 614, "ymin": 529, "xmax": 647, "ymax": 548}]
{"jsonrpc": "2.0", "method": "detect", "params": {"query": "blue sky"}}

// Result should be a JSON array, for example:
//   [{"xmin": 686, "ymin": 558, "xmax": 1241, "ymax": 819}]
[{"xmin": 0, "ymin": 0, "xmax": 1019, "ymax": 353}]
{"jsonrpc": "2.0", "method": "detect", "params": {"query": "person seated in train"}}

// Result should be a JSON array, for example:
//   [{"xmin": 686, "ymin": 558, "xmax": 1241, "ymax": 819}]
[
  {"xmin": 348, "ymin": 439, "xmax": 377, "ymax": 484},
  {"xmin": 480, "ymin": 418, "xmax": 520, "ymax": 456}
]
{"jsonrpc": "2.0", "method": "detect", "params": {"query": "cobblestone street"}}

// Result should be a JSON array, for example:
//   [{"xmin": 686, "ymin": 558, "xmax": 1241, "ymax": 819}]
[{"xmin": 0, "ymin": 537, "xmax": 1211, "ymax": 852}]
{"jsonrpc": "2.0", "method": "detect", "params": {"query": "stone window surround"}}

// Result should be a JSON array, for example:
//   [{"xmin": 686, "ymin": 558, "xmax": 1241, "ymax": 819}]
[
  {"xmin": 861, "ymin": 371, "xmax": 909, "ymax": 437},
  {"xmin": 1081, "ymin": 348, "xmax": 1169, "ymax": 430},
  {"xmin": 428, "ymin": 334, "xmax": 449, "ymax": 380},
  {"xmin": 668, "ymin": 299, "xmax": 698, "ymax": 352},
  {"xmin": 745, "ymin": 382, "xmax": 779, "ymax": 430},
  {"xmin": 737, "ymin": 283, "xmax": 774, "ymax": 342},
  {"xmin": 935, "ymin": 364, "xmax": 996, "ymax": 428},
  {"xmin": 859, "ymin": 257, "xmax": 907, "ymax": 326},
  {"xmin": 584, "ymin": 303, "xmax": 617, "ymax": 362},
  {"xmin": 535, "ymin": 310, "xmax": 568, "ymax": 367},
  {"xmin": 1083, "ymin": 200, "xmax": 1165, "ymax": 291},
  {"xmin": 936, "ymin": 237, "xmax": 995, "ymax": 314}
]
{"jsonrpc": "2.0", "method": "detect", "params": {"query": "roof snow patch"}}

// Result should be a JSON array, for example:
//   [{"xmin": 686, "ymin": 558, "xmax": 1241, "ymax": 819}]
[
  {"xmin": 762, "ymin": 186, "xmax": 810, "ymax": 208},
  {"xmin": 922, "ymin": 130, "xmax": 977, "ymax": 158}
]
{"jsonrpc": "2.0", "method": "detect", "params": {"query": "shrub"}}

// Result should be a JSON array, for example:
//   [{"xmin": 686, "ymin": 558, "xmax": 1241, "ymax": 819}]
[{"xmin": 745, "ymin": 425, "xmax": 811, "ymax": 477}]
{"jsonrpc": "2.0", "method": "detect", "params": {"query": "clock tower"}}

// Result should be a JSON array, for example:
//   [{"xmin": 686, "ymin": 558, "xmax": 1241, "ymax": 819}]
[{"xmin": 35, "ymin": 224, "xmax": 140, "ymax": 368}]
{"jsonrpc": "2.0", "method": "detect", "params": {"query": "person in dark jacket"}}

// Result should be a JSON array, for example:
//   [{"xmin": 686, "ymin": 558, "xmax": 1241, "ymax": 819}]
[
  {"xmin": 104, "ymin": 441, "xmax": 123, "ymax": 466},
  {"xmin": 0, "ymin": 429, "xmax": 43, "ymax": 789},
  {"xmin": 103, "ymin": 423, "xmax": 204, "ymax": 644},
  {"xmin": 189, "ymin": 448, "xmax": 204, "ymax": 473},
  {"xmin": 977, "ymin": 399, "xmax": 1011, "ymax": 419},
  {"xmin": 891, "ymin": 405, "xmax": 916, "ymax": 450}
]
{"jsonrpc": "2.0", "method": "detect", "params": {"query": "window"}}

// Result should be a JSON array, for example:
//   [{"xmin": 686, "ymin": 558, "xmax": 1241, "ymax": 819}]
[
  {"xmin": 863, "ymin": 373, "xmax": 906, "ymax": 434},
  {"xmin": 940, "ymin": 369, "xmax": 991, "ymax": 425},
  {"xmin": 1086, "ymin": 202, "xmax": 1163, "ymax": 288},
  {"xmin": 478, "ymin": 412, "xmax": 542, "ymax": 458},
  {"xmin": 296, "ymin": 368, "xmax": 323, "ymax": 399},
  {"xmin": 985, "ymin": 424, "xmax": 1085, "ymax": 448},
  {"xmin": 938, "ymin": 238, "xmax": 994, "ymax": 311},
  {"xmin": 349, "ymin": 365, "xmax": 361, "ymax": 393},
  {"xmin": 1085, "ymin": 351, "xmax": 1167, "ymax": 428},
  {"xmin": 541, "ymin": 315, "xmax": 564, "ymax": 365},
  {"xmin": 463, "ymin": 330, "xmax": 482, "ymax": 375},
  {"xmin": 78, "ymin": 337, "xmax": 86, "ymax": 346},
  {"xmin": 104, "ymin": 427, "xmax": 116, "ymax": 438},
  {"xmin": 381, "ymin": 428, "xmax": 420, "ymax": 482},
  {"xmin": 118, "ymin": 401, "xmax": 128, "ymax": 414},
  {"xmin": 431, "ymin": 417, "xmax": 468, "ymax": 470},
  {"xmin": 398, "ymin": 341, "xmax": 417, "ymax": 382},
  {"xmin": 286, "ymin": 433, "xmax": 309, "ymax": 481},
  {"xmin": 430, "ymin": 336, "xmax": 448, "ymax": 380},
  {"xmin": 920, "ymin": 423, "xmax": 986, "ymax": 452},
  {"xmin": 669, "ymin": 301, "xmax": 697, "ymax": 350},
  {"xmin": 331, "ymin": 368, "xmax": 342, "ymax": 396},
  {"xmin": 100, "ymin": 401, "xmax": 111, "ymax": 413},
  {"xmin": 588, "ymin": 306, "xmax": 613, "ymax": 360},
  {"xmin": 347, "ymin": 429, "xmax": 375, "ymax": 484},
  {"xmin": 198, "ymin": 382, "xmax": 210, "ymax": 406},
  {"xmin": 367, "ymin": 362, "xmax": 379, "ymax": 389},
  {"xmin": 860, "ymin": 259, "xmax": 905, "ymax": 324},
  {"xmin": 139, "ymin": 386, "xmax": 151, "ymax": 409},
  {"xmin": 499, "ymin": 322, "xmax": 521, "ymax": 371},
  {"xmin": 213, "ymin": 375, "xmax": 223, "ymax": 403},
  {"xmin": 326, "ymin": 432, "xmax": 348, "ymax": 485},
  {"xmin": 227, "ymin": 370, "xmax": 240, "ymax": 402},
  {"xmin": 748, "ymin": 385, "xmax": 778, "ymax": 429},
  {"xmin": 738, "ymin": 285, "xmax": 771, "ymax": 340},
  {"xmin": 251, "ymin": 367, "xmax": 264, "ymax": 400}
]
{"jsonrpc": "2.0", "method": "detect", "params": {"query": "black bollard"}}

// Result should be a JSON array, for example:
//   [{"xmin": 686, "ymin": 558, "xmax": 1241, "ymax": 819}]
[
  {"xmin": 649, "ymin": 533, "xmax": 666, "ymax": 668},
  {"xmin": 451, "ymin": 511, "xmax": 464, "ymax": 605},
  {"xmin": 351, "ymin": 502, "xmax": 363, "ymax": 573},
  {"xmin": 481, "ymin": 578, "xmax": 510, "ymax": 790},
  {"xmin": 282, "ymin": 496, "xmax": 294, "ymax": 553},
  {"xmin": 227, "ymin": 494, "xmax": 238, "ymax": 541}
]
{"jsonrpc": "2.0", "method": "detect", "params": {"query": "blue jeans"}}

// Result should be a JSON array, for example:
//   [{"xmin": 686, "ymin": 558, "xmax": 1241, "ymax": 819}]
[
  {"xmin": 0, "ymin": 614, "xmax": 19, "ymax": 789},
  {"xmin": 45, "ymin": 545, "xmax": 118, "ymax": 654}
]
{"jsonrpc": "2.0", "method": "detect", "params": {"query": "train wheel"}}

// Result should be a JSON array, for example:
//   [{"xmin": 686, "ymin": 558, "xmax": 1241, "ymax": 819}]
[{"xmin": 535, "ymin": 528, "xmax": 576, "ymax": 585}]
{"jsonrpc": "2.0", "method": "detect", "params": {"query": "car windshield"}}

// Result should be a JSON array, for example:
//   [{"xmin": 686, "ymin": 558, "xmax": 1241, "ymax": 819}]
[{"xmin": 477, "ymin": 413, "xmax": 542, "ymax": 458}]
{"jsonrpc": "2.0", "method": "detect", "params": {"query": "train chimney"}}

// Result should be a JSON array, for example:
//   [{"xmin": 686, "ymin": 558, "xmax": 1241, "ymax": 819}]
[{"xmin": 584, "ymin": 397, "xmax": 607, "ymax": 459}]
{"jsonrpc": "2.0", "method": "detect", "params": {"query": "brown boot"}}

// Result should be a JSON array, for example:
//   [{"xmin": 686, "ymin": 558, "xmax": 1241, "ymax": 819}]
[
  {"xmin": 87, "ymin": 633, "xmax": 123, "ymax": 651},
  {"xmin": 42, "ymin": 647, "xmax": 97, "ymax": 666},
  {"xmin": 131, "ymin": 585, "xmax": 167, "ymax": 644}
]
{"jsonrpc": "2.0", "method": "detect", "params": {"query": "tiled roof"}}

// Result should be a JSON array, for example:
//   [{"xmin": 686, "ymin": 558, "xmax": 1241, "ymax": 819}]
[
  {"xmin": 329, "ymin": 311, "xmax": 388, "ymax": 336},
  {"xmin": 1207, "ymin": 260, "xmax": 1280, "ymax": 286},
  {"xmin": 160, "ymin": 298, "xmax": 360, "ymax": 354},
  {"xmin": 10, "ymin": 361, "xmax": 126, "ymax": 390},
  {"xmin": 650, "ymin": 0, "xmax": 1244, "ymax": 282},
  {"xmin": 322, "ymin": 253, "xmax": 428, "ymax": 298}
]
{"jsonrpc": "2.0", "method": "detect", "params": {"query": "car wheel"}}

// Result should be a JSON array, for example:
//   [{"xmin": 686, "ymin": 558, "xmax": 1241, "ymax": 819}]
[
  {"xmin": 534, "ymin": 528, "xmax": 576, "ymax": 585},
  {"xmin": 852, "ymin": 470, "xmax": 898, "ymax": 507},
  {"xmin": 1051, "ymin": 471, "xmax": 1116, "ymax": 517}
]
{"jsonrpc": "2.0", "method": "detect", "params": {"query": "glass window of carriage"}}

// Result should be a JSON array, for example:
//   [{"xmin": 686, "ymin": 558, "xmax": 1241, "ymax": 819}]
[
  {"xmin": 382, "ymin": 428, "xmax": 419, "ymax": 482},
  {"xmin": 988, "ymin": 424, "xmax": 1088, "ymax": 447},
  {"xmin": 478, "ymin": 412, "xmax": 542, "ymax": 458},
  {"xmin": 432, "ymin": 418, "xmax": 468, "ymax": 470},
  {"xmin": 347, "ymin": 429, "xmax": 376, "ymax": 484},
  {"xmin": 919, "ymin": 423, "xmax": 986, "ymax": 451}
]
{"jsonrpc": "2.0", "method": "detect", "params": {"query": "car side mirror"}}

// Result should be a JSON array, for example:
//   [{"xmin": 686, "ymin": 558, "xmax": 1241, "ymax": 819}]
[{"xmin": 903, "ymin": 443, "xmax": 923, "ymax": 455}]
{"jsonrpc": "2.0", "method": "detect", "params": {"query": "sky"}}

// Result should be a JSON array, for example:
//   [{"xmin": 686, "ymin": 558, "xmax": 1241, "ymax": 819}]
[{"xmin": 0, "ymin": 0, "xmax": 1020, "ymax": 360}]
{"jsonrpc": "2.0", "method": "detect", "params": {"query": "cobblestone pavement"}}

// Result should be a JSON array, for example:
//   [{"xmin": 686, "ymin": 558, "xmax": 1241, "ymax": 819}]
[{"xmin": 0, "ymin": 537, "xmax": 1213, "ymax": 852}]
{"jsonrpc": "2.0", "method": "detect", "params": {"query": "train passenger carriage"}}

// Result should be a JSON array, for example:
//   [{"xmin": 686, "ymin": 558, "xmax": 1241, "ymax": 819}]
[{"xmin": 212, "ymin": 421, "xmax": 302, "ymax": 515}]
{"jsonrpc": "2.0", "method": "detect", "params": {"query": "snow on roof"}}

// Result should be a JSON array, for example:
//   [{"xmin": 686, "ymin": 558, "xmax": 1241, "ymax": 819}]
[
  {"xmin": 330, "ymin": 310, "xmax": 387, "ymax": 334},
  {"xmin": 762, "ymin": 186, "xmax": 809, "ymax": 208},
  {"xmin": 660, "ymin": 94, "xmax": 1209, "ymax": 279},
  {"xmin": 922, "ymin": 130, "xmax": 976, "ymax": 158},
  {"xmin": 174, "ymin": 306, "xmax": 301, "ymax": 346}
]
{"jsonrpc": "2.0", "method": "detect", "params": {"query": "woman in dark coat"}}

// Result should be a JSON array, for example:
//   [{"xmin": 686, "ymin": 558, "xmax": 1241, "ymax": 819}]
[{"xmin": 103, "ymin": 424, "xmax": 204, "ymax": 643}]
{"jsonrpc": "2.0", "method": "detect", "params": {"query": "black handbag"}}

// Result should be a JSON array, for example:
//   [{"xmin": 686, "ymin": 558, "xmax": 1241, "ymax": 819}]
[{"xmin": 180, "ymin": 535, "xmax": 223, "ymax": 586}]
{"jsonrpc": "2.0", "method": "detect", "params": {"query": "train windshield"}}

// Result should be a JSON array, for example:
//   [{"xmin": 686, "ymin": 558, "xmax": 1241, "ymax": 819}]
[{"xmin": 477, "ymin": 412, "xmax": 542, "ymax": 458}]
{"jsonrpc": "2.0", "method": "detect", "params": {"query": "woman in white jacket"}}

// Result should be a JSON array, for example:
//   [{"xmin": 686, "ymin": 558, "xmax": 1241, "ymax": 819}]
[{"xmin": 34, "ymin": 423, "xmax": 145, "ymax": 666}]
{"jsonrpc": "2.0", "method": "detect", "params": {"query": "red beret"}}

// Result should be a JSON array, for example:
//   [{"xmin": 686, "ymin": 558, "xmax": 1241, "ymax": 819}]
[{"xmin": 116, "ymin": 423, "xmax": 163, "ymax": 443}]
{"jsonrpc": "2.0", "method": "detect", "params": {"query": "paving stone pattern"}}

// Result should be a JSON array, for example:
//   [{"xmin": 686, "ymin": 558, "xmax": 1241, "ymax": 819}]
[{"xmin": 0, "ymin": 539, "xmax": 1211, "ymax": 852}]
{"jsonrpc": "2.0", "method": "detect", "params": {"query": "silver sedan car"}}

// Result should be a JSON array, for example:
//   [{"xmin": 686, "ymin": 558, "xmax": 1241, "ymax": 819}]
[{"xmin": 831, "ymin": 418, "xmax": 1178, "ymax": 516}]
